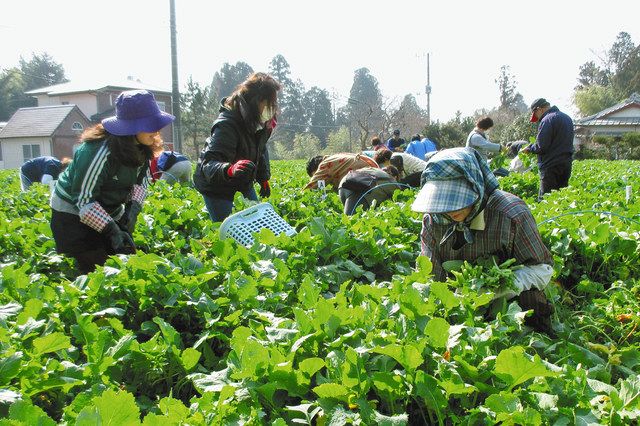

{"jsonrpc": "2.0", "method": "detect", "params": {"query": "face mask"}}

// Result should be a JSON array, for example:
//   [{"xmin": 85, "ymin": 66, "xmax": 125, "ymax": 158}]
[{"xmin": 260, "ymin": 106, "xmax": 273, "ymax": 123}]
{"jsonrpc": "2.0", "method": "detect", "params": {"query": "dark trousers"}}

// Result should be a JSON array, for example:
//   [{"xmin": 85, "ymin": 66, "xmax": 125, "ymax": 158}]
[
  {"xmin": 539, "ymin": 162, "xmax": 572, "ymax": 200},
  {"xmin": 202, "ymin": 187, "xmax": 258, "ymax": 222},
  {"xmin": 339, "ymin": 188, "xmax": 370, "ymax": 215},
  {"xmin": 401, "ymin": 171, "xmax": 422, "ymax": 188},
  {"xmin": 50, "ymin": 209, "xmax": 112, "ymax": 274}
]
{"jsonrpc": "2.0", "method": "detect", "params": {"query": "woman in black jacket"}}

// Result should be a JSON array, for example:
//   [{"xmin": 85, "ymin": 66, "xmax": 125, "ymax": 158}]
[{"xmin": 193, "ymin": 73, "xmax": 281, "ymax": 222}]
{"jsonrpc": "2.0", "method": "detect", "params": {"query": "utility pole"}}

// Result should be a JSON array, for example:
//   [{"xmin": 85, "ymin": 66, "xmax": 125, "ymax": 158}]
[
  {"xmin": 169, "ymin": 0, "xmax": 183, "ymax": 152},
  {"xmin": 425, "ymin": 53, "xmax": 431, "ymax": 126}
]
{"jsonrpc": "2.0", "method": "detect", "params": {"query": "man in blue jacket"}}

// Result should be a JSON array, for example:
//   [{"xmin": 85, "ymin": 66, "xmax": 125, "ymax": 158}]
[{"xmin": 522, "ymin": 98, "xmax": 574, "ymax": 200}]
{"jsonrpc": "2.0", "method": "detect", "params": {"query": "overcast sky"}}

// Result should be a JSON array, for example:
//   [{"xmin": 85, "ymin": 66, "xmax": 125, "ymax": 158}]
[{"xmin": 2, "ymin": 0, "xmax": 639, "ymax": 121}]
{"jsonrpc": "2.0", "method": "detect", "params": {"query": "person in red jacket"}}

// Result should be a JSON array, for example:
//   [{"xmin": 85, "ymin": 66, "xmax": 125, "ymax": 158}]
[{"xmin": 193, "ymin": 73, "xmax": 281, "ymax": 222}]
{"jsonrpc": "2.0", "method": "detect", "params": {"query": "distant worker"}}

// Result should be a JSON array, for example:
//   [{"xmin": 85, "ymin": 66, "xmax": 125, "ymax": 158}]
[
  {"xmin": 150, "ymin": 150, "xmax": 192, "ymax": 184},
  {"xmin": 386, "ymin": 129, "xmax": 406, "ymax": 152},
  {"xmin": 305, "ymin": 153, "xmax": 379, "ymax": 190},
  {"xmin": 363, "ymin": 136, "xmax": 387, "ymax": 158},
  {"xmin": 405, "ymin": 134, "xmax": 437, "ymax": 160},
  {"xmin": 412, "ymin": 147, "xmax": 555, "ymax": 334},
  {"xmin": 521, "ymin": 98, "xmax": 575, "ymax": 200},
  {"xmin": 466, "ymin": 117, "xmax": 503, "ymax": 159},
  {"xmin": 20, "ymin": 156, "xmax": 71, "ymax": 191},
  {"xmin": 374, "ymin": 149, "xmax": 427, "ymax": 187},
  {"xmin": 338, "ymin": 166, "xmax": 403, "ymax": 215}
]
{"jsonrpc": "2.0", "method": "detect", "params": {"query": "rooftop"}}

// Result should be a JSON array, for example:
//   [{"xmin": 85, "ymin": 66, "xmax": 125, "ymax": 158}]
[
  {"xmin": 0, "ymin": 105, "xmax": 86, "ymax": 138},
  {"xmin": 26, "ymin": 77, "xmax": 171, "ymax": 96}
]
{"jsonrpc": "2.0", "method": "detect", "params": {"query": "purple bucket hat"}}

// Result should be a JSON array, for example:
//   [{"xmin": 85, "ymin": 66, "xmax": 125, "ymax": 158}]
[{"xmin": 102, "ymin": 90, "xmax": 175, "ymax": 136}]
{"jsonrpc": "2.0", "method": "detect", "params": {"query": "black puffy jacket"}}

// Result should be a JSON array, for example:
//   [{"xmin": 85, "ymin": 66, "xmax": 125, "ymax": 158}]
[{"xmin": 193, "ymin": 100, "xmax": 271, "ymax": 199}]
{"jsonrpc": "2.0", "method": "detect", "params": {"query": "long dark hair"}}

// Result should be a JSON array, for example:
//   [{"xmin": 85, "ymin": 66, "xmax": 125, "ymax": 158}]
[
  {"xmin": 225, "ymin": 73, "xmax": 281, "ymax": 131},
  {"xmin": 80, "ymin": 124, "xmax": 152, "ymax": 167}
]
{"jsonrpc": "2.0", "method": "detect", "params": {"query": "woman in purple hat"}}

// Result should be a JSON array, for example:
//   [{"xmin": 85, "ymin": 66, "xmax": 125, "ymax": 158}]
[
  {"xmin": 193, "ymin": 72, "xmax": 281, "ymax": 222},
  {"xmin": 50, "ymin": 90, "xmax": 174, "ymax": 274}
]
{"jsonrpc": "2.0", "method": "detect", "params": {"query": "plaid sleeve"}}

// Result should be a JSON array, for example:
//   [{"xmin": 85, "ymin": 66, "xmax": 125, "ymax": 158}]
[
  {"xmin": 511, "ymin": 210, "xmax": 553, "ymax": 267},
  {"xmin": 128, "ymin": 184, "xmax": 147, "ymax": 204},
  {"xmin": 79, "ymin": 202, "xmax": 113, "ymax": 232},
  {"xmin": 421, "ymin": 214, "xmax": 446, "ymax": 280}
]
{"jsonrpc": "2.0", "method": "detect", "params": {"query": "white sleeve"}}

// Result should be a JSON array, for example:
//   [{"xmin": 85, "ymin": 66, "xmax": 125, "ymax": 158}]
[
  {"xmin": 41, "ymin": 174, "xmax": 54, "ymax": 185},
  {"xmin": 494, "ymin": 264, "xmax": 554, "ymax": 300}
]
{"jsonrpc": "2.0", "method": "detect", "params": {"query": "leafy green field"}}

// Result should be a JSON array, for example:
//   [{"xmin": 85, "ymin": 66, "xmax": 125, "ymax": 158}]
[{"xmin": 1, "ymin": 160, "xmax": 639, "ymax": 425}]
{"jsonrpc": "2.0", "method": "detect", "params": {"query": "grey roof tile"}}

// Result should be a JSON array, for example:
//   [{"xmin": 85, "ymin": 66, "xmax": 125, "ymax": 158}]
[{"xmin": 0, "ymin": 105, "xmax": 76, "ymax": 138}]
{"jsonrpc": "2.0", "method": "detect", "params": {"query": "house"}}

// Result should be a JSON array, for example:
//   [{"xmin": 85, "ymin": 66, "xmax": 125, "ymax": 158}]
[
  {"xmin": 574, "ymin": 92, "xmax": 640, "ymax": 139},
  {"xmin": 0, "ymin": 105, "xmax": 91, "ymax": 169},
  {"xmin": 25, "ymin": 77, "xmax": 174, "ymax": 148}
]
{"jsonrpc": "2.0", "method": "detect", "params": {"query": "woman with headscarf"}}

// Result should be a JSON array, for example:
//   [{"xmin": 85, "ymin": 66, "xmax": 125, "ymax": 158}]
[
  {"xmin": 193, "ymin": 72, "xmax": 281, "ymax": 222},
  {"xmin": 411, "ymin": 147, "xmax": 555, "ymax": 333}
]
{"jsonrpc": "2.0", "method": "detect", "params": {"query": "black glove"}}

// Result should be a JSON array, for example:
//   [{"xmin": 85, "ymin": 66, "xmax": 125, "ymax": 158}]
[
  {"xmin": 518, "ymin": 289, "xmax": 554, "ymax": 335},
  {"xmin": 259, "ymin": 181, "xmax": 271, "ymax": 198},
  {"xmin": 102, "ymin": 221, "xmax": 136, "ymax": 255},
  {"xmin": 119, "ymin": 201, "xmax": 143, "ymax": 234}
]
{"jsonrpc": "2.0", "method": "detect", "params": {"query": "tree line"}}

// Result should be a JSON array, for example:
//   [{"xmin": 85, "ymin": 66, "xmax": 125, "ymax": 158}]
[{"xmin": 2, "ymin": 32, "xmax": 638, "ymax": 160}]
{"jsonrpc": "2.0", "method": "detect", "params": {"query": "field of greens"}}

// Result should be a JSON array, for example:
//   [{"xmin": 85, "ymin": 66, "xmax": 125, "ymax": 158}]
[{"xmin": 1, "ymin": 159, "xmax": 640, "ymax": 425}]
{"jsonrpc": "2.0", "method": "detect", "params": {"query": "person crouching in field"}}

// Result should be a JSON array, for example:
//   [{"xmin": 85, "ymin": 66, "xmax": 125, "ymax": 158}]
[
  {"xmin": 21, "ymin": 156, "xmax": 71, "ymax": 191},
  {"xmin": 50, "ymin": 90, "xmax": 174, "ymax": 274},
  {"xmin": 338, "ymin": 166, "xmax": 403, "ymax": 215},
  {"xmin": 412, "ymin": 147, "xmax": 555, "ymax": 334},
  {"xmin": 305, "ymin": 153, "xmax": 379, "ymax": 191},
  {"xmin": 193, "ymin": 73, "xmax": 280, "ymax": 222}
]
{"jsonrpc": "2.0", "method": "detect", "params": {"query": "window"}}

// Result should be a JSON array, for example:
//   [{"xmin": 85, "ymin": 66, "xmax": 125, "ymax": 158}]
[
  {"xmin": 23, "ymin": 144, "xmax": 40, "ymax": 161},
  {"xmin": 71, "ymin": 122, "xmax": 84, "ymax": 132},
  {"xmin": 156, "ymin": 101, "xmax": 166, "ymax": 112},
  {"xmin": 61, "ymin": 101, "xmax": 69, "ymax": 105}
]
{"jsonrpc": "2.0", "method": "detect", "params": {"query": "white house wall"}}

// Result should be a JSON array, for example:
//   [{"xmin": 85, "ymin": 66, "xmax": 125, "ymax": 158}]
[
  {"xmin": 0, "ymin": 137, "xmax": 51, "ymax": 169},
  {"xmin": 57, "ymin": 93, "xmax": 97, "ymax": 117}
]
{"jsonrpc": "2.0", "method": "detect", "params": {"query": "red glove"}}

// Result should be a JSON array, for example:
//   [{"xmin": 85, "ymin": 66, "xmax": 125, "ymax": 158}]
[
  {"xmin": 259, "ymin": 180, "xmax": 271, "ymax": 198},
  {"xmin": 266, "ymin": 116, "xmax": 278, "ymax": 130},
  {"xmin": 226, "ymin": 160, "xmax": 256, "ymax": 179}
]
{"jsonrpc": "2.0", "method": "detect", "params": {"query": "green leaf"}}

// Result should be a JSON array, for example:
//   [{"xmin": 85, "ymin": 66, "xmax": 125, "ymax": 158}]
[
  {"xmin": 574, "ymin": 408, "xmax": 601, "ymax": 426},
  {"xmin": 180, "ymin": 348, "xmax": 201, "ymax": 371},
  {"xmin": 8, "ymin": 400, "xmax": 55, "ymax": 426},
  {"xmin": 313, "ymin": 383, "xmax": 349, "ymax": 401},
  {"xmin": 0, "ymin": 352, "xmax": 22, "ymax": 384},
  {"xmin": 76, "ymin": 389, "xmax": 140, "ymax": 426},
  {"xmin": 414, "ymin": 371, "xmax": 447, "ymax": 415},
  {"xmin": 494, "ymin": 346, "xmax": 558, "ymax": 391},
  {"xmin": 32, "ymin": 332, "xmax": 71, "ymax": 356},
  {"xmin": 16, "ymin": 299, "xmax": 43, "ymax": 325},
  {"xmin": 373, "ymin": 410, "xmax": 409, "ymax": 425},
  {"xmin": 372, "ymin": 344, "xmax": 423, "ymax": 372},
  {"xmin": 372, "ymin": 372, "xmax": 403, "ymax": 395},
  {"xmin": 429, "ymin": 282, "xmax": 459, "ymax": 310},
  {"xmin": 484, "ymin": 392, "xmax": 520, "ymax": 414},
  {"xmin": 424, "ymin": 317, "xmax": 450, "ymax": 349},
  {"xmin": 299, "ymin": 357, "xmax": 325, "ymax": 377}
]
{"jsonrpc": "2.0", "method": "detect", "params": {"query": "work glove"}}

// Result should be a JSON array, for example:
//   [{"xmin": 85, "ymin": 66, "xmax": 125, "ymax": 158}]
[
  {"xmin": 518, "ymin": 289, "xmax": 554, "ymax": 335},
  {"xmin": 102, "ymin": 221, "xmax": 136, "ymax": 255},
  {"xmin": 119, "ymin": 201, "xmax": 143, "ymax": 234},
  {"xmin": 259, "ymin": 180, "xmax": 271, "ymax": 198},
  {"xmin": 226, "ymin": 160, "xmax": 256, "ymax": 180}
]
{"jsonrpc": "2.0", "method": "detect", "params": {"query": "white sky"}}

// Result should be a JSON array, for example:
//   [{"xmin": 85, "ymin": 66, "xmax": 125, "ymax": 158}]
[{"xmin": 1, "ymin": 0, "xmax": 639, "ymax": 121}]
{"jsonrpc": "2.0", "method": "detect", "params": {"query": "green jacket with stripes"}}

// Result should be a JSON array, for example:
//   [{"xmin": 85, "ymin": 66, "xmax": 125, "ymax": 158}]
[{"xmin": 55, "ymin": 139, "xmax": 149, "ymax": 218}]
